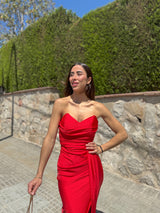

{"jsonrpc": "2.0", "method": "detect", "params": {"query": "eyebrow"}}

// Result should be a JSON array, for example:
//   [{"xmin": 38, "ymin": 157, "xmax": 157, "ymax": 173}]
[{"xmin": 70, "ymin": 71, "xmax": 83, "ymax": 74}]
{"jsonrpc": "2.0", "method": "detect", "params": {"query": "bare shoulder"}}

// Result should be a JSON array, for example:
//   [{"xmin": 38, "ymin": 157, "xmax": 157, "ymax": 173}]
[
  {"xmin": 93, "ymin": 100, "xmax": 112, "ymax": 118},
  {"xmin": 53, "ymin": 96, "xmax": 70, "ymax": 114},
  {"xmin": 54, "ymin": 96, "xmax": 69, "ymax": 106},
  {"xmin": 47, "ymin": 97, "xmax": 71, "ymax": 135},
  {"xmin": 92, "ymin": 100, "xmax": 107, "ymax": 111}
]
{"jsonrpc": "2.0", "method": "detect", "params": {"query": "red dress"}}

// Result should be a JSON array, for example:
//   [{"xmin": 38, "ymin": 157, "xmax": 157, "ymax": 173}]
[{"xmin": 57, "ymin": 113, "xmax": 103, "ymax": 213}]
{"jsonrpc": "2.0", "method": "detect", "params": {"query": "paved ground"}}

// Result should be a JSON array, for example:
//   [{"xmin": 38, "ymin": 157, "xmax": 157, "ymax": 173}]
[{"xmin": 0, "ymin": 134, "xmax": 160, "ymax": 213}]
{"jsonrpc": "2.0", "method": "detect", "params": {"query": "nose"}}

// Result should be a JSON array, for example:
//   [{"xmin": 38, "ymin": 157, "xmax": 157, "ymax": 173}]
[{"xmin": 71, "ymin": 74, "xmax": 78, "ymax": 80}]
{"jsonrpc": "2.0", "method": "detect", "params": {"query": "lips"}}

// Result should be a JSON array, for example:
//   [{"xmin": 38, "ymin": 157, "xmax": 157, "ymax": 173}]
[{"xmin": 72, "ymin": 82, "xmax": 79, "ymax": 87}]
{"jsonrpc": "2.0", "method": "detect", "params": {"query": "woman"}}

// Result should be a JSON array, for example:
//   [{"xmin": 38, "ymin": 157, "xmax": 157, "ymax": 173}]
[{"xmin": 28, "ymin": 63, "xmax": 128, "ymax": 213}]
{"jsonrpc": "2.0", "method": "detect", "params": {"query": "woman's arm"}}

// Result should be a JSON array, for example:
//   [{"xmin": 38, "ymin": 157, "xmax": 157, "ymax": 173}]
[
  {"xmin": 86, "ymin": 102, "xmax": 128, "ymax": 154},
  {"xmin": 99, "ymin": 102, "xmax": 128, "ymax": 152},
  {"xmin": 28, "ymin": 99, "xmax": 62, "ymax": 195}
]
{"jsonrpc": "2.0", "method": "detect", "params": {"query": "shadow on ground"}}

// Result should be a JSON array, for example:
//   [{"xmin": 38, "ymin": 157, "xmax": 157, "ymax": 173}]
[
  {"xmin": 0, "ymin": 134, "xmax": 13, "ymax": 141},
  {"xmin": 96, "ymin": 210, "xmax": 104, "ymax": 213}
]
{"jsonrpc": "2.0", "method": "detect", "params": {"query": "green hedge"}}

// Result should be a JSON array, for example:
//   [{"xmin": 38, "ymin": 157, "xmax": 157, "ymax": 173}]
[
  {"xmin": 0, "ymin": 0, "xmax": 160, "ymax": 95},
  {"xmin": 82, "ymin": 0, "xmax": 160, "ymax": 94},
  {"xmin": 0, "ymin": 7, "xmax": 84, "ymax": 94}
]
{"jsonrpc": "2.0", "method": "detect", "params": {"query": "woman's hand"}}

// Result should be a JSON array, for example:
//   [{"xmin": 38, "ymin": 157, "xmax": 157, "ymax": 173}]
[
  {"xmin": 86, "ymin": 142, "xmax": 103, "ymax": 154},
  {"xmin": 28, "ymin": 177, "xmax": 42, "ymax": 196}
]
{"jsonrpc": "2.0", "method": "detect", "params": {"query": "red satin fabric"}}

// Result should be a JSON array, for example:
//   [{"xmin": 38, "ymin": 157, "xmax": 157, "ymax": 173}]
[{"xmin": 57, "ymin": 113, "xmax": 103, "ymax": 213}]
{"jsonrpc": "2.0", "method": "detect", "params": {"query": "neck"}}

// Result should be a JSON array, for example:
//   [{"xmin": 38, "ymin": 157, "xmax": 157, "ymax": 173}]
[{"xmin": 70, "ymin": 93, "xmax": 89, "ymax": 104}]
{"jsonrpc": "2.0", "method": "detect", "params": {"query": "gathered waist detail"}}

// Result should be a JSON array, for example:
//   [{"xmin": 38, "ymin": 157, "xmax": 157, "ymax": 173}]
[{"xmin": 57, "ymin": 112, "xmax": 103, "ymax": 213}]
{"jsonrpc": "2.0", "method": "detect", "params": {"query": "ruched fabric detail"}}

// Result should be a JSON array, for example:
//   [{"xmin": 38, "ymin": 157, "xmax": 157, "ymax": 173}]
[{"xmin": 57, "ymin": 113, "xmax": 103, "ymax": 213}]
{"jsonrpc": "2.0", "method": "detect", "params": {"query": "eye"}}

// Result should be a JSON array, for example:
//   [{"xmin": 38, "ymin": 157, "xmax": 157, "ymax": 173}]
[
  {"xmin": 77, "ymin": 71, "xmax": 83, "ymax": 75},
  {"xmin": 70, "ymin": 72, "xmax": 74, "ymax": 77}
]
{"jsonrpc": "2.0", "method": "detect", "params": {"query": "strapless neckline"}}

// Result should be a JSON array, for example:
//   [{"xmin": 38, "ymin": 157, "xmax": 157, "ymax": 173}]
[
  {"xmin": 61, "ymin": 113, "xmax": 97, "ymax": 123},
  {"xmin": 58, "ymin": 111, "xmax": 103, "ymax": 213}
]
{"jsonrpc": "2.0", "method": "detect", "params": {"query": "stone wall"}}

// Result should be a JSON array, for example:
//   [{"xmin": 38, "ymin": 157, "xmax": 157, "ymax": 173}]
[
  {"xmin": 0, "ymin": 87, "xmax": 59, "ymax": 145},
  {"xmin": 0, "ymin": 88, "xmax": 160, "ymax": 189},
  {"xmin": 96, "ymin": 97, "xmax": 160, "ymax": 189}
]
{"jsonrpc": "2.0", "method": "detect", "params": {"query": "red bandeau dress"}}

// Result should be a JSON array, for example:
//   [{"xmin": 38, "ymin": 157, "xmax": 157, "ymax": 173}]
[{"xmin": 57, "ymin": 113, "xmax": 103, "ymax": 213}]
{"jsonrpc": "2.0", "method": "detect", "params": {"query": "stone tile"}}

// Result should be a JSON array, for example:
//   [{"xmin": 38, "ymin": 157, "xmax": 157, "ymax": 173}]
[{"xmin": 0, "ymin": 136, "xmax": 160, "ymax": 213}]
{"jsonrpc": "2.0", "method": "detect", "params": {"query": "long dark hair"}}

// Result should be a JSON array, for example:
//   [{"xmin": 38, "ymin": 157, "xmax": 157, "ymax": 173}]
[{"xmin": 64, "ymin": 63, "xmax": 95, "ymax": 100}]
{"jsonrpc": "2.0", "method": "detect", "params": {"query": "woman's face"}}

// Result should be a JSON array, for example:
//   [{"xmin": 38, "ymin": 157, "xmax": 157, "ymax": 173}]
[{"xmin": 69, "ymin": 65, "xmax": 91, "ymax": 93}]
